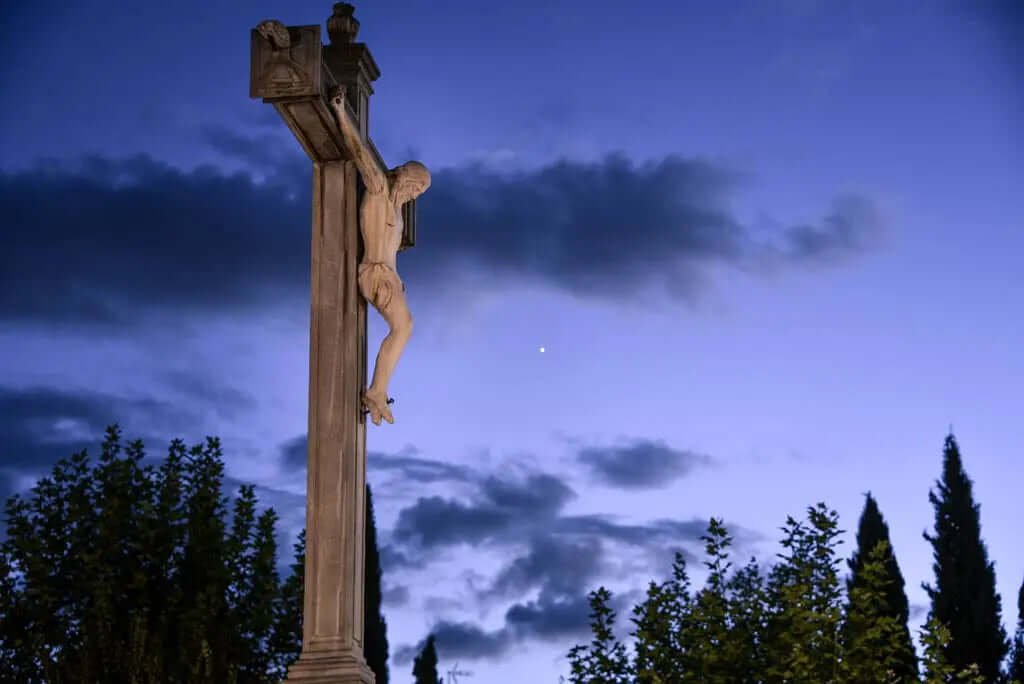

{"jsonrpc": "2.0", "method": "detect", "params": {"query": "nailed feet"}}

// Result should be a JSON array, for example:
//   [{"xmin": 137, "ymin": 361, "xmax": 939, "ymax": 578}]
[{"xmin": 362, "ymin": 389, "xmax": 393, "ymax": 426}]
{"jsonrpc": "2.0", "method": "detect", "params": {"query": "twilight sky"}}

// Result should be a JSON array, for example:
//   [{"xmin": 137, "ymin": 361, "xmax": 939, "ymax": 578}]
[{"xmin": 1, "ymin": 0, "xmax": 1022, "ymax": 682}]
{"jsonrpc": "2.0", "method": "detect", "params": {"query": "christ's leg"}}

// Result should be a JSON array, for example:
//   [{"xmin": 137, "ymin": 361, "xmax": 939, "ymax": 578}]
[{"xmin": 364, "ymin": 291, "xmax": 413, "ymax": 425}]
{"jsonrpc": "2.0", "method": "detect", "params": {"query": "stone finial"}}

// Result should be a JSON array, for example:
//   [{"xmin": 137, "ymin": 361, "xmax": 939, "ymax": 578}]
[{"xmin": 327, "ymin": 3, "xmax": 360, "ymax": 44}]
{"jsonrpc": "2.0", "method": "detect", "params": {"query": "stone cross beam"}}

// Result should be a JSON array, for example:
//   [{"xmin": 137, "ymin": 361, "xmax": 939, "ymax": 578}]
[{"xmin": 249, "ymin": 3, "xmax": 424, "ymax": 681}]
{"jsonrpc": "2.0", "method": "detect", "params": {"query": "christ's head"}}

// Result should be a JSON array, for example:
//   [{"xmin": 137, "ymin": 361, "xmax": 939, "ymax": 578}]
[{"xmin": 391, "ymin": 161, "xmax": 431, "ymax": 203}]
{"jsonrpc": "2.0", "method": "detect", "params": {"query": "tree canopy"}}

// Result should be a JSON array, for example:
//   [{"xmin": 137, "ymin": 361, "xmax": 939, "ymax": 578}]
[{"xmin": 1, "ymin": 426, "xmax": 302, "ymax": 683}]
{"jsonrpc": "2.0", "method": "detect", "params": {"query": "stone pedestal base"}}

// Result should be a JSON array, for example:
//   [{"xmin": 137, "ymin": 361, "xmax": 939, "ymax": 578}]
[{"xmin": 285, "ymin": 652, "xmax": 375, "ymax": 683}]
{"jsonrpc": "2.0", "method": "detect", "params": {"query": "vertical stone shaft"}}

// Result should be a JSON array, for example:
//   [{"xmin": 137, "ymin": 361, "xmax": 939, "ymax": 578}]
[{"xmin": 287, "ymin": 160, "xmax": 374, "ymax": 683}]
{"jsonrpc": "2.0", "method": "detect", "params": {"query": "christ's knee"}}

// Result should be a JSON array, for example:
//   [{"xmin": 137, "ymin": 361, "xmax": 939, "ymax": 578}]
[
  {"xmin": 384, "ymin": 310, "xmax": 412, "ymax": 342},
  {"xmin": 395, "ymin": 311, "xmax": 413, "ymax": 340}
]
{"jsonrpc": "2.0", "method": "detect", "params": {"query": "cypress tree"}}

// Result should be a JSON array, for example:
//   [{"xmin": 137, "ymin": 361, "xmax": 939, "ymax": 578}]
[
  {"xmin": 244, "ymin": 507, "xmax": 281, "ymax": 677},
  {"xmin": 269, "ymin": 529, "xmax": 304, "ymax": 680},
  {"xmin": 922, "ymin": 434, "xmax": 1008, "ymax": 681},
  {"xmin": 842, "ymin": 541, "xmax": 918, "ymax": 682},
  {"xmin": 364, "ymin": 484, "xmax": 389, "ymax": 684},
  {"xmin": 412, "ymin": 633, "xmax": 443, "ymax": 684},
  {"xmin": 1009, "ymin": 572, "xmax": 1024, "ymax": 683},
  {"xmin": 844, "ymin": 492, "xmax": 917, "ymax": 680}
]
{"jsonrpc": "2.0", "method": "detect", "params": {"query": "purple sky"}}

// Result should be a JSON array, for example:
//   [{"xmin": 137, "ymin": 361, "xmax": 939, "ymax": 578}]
[{"xmin": 2, "ymin": 0, "xmax": 1022, "ymax": 681}]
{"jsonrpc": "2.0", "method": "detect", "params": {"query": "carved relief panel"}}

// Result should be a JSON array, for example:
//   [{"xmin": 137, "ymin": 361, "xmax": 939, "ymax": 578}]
[{"xmin": 250, "ymin": 23, "xmax": 322, "ymax": 100}]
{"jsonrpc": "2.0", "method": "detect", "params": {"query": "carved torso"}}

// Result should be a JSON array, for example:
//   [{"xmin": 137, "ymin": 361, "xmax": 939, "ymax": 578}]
[{"xmin": 359, "ymin": 185, "xmax": 403, "ymax": 271}]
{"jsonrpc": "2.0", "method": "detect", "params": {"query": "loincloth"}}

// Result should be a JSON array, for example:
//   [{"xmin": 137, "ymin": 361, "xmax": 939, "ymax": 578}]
[{"xmin": 358, "ymin": 262, "xmax": 405, "ymax": 310}]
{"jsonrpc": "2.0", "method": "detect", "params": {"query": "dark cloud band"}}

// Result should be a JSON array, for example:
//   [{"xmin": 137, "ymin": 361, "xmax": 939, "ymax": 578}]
[{"xmin": 1, "ymin": 149, "xmax": 880, "ymax": 329}]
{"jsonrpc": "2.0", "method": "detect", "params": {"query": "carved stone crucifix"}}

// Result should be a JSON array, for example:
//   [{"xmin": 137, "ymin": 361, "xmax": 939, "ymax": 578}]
[
  {"xmin": 328, "ymin": 86, "xmax": 430, "ymax": 426},
  {"xmin": 249, "ymin": 3, "xmax": 426, "ymax": 682}
]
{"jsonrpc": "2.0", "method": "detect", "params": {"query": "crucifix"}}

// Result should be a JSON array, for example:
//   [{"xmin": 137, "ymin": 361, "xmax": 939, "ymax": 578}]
[{"xmin": 250, "ymin": 4, "xmax": 429, "ymax": 682}]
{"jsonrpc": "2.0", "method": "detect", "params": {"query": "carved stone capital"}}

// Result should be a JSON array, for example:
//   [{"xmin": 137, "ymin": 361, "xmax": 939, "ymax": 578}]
[{"xmin": 250, "ymin": 23, "xmax": 322, "ymax": 99}]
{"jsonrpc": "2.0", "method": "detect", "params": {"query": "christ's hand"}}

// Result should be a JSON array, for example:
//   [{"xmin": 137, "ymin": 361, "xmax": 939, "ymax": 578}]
[{"xmin": 330, "ymin": 85, "xmax": 347, "ymax": 109}]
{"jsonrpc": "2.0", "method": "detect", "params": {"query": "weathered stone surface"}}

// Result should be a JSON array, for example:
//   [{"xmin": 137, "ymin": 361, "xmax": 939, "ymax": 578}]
[
  {"xmin": 250, "ymin": 23, "xmax": 322, "ymax": 99},
  {"xmin": 249, "ymin": 5, "xmax": 426, "ymax": 681}
]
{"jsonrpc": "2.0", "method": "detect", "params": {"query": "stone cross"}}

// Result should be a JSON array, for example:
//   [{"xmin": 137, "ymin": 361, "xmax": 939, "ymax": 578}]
[{"xmin": 250, "ymin": 4, "xmax": 427, "ymax": 681}]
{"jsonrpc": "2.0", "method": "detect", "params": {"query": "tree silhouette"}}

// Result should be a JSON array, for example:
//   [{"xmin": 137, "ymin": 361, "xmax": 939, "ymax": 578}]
[
  {"xmin": 412, "ymin": 633, "xmax": 444, "ymax": 684},
  {"xmin": 0, "ymin": 426, "xmax": 304, "ymax": 683},
  {"xmin": 923, "ymin": 434, "xmax": 1008, "ymax": 681},
  {"xmin": 762, "ymin": 503, "xmax": 845, "ymax": 682},
  {"xmin": 842, "ymin": 541, "xmax": 918, "ymax": 682},
  {"xmin": 843, "ymin": 492, "xmax": 917, "ymax": 680},
  {"xmin": 1009, "ymin": 572, "xmax": 1024, "ymax": 683},
  {"xmin": 364, "ymin": 483, "xmax": 389, "ymax": 684}
]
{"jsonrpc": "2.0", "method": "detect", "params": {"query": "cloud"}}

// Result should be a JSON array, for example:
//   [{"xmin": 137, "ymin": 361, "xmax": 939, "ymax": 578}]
[
  {"xmin": 0, "ymin": 383, "xmax": 304, "ymax": 575},
  {"xmin": 392, "ymin": 473, "xmax": 576, "ymax": 549},
  {"xmin": 279, "ymin": 436, "xmax": 477, "ymax": 485},
  {"xmin": 380, "ymin": 544, "xmax": 426, "ymax": 572},
  {"xmin": 386, "ymin": 458, "xmax": 762, "ymax": 579},
  {"xmin": 394, "ymin": 582, "xmax": 638, "ymax": 664},
  {"xmin": 484, "ymin": 534, "xmax": 605, "ymax": 601},
  {"xmin": 411, "ymin": 154, "xmax": 745, "ymax": 299},
  {"xmin": 504, "ymin": 590, "xmax": 593, "ymax": 640},
  {"xmin": 0, "ymin": 384, "xmax": 198, "ymax": 499},
  {"xmin": 414, "ymin": 155, "xmax": 880, "ymax": 301},
  {"xmin": 393, "ymin": 620, "xmax": 514, "ymax": 664},
  {"xmin": 479, "ymin": 473, "xmax": 575, "ymax": 516},
  {"xmin": 391, "ymin": 510, "xmax": 761, "ymax": 663},
  {"xmin": 576, "ymin": 438, "xmax": 711, "ymax": 489},
  {"xmin": 370, "ymin": 447, "xmax": 477, "ymax": 484},
  {"xmin": 0, "ymin": 155, "xmax": 308, "ymax": 329},
  {"xmin": 279, "ymin": 435, "xmax": 308, "ymax": 472},
  {"xmin": 392, "ymin": 496, "xmax": 516, "ymax": 549},
  {"xmin": 383, "ymin": 582, "xmax": 411, "ymax": 607},
  {"xmin": 2, "ymin": 148, "xmax": 881, "ymax": 329},
  {"xmin": 775, "ymin": 195, "xmax": 881, "ymax": 264},
  {"xmin": 200, "ymin": 124, "xmax": 305, "ymax": 180},
  {"xmin": 554, "ymin": 514, "xmax": 707, "ymax": 548},
  {"xmin": 383, "ymin": 458, "xmax": 765, "ymax": 662},
  {"xmin": 160, "ymin": 370, "xmax": 257, "ymax": 421}
]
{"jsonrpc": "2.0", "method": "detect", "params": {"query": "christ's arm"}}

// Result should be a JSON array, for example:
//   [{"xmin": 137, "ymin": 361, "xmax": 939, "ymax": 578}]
[{"xmin": 328, "ymin": 86, "xmax": 386, "ymax": 195}]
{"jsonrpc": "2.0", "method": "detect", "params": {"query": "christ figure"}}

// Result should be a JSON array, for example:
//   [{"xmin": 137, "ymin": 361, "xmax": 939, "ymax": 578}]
[{"xmin": 329, "ymin": 86, "xmax": 431, "ymax": 425}]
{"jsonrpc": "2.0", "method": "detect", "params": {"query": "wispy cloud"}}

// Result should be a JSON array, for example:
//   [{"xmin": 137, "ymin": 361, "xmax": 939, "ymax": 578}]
[{"xmin": 576, "ymin": 438, "xmax": 712, "ymax": 489}]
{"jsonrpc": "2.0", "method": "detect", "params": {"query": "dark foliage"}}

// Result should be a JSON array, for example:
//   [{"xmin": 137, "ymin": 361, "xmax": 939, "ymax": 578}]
[
  {"xmin": 412, "ymin": 633, "xmax": 443, "ymax": 684},
  {"xmin": 844, "ymin": 492, "xmax": 917, "ymax": 681},
  {"xmin": 365, "ymin": 484, "xmax": 390, "ymax": 684},
  {"xmin": 922, "ymin": 435, "xmax": 1008, "ymax": 682},
  {"xmin": 0, "ymin": 426, "xmax": 303, "ymax": 683}
]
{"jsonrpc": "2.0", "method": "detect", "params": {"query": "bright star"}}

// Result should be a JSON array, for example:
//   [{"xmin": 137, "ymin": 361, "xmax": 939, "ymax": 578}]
[{"xmin": 539, "ymin": 346, "xmax": 545, "ymax": 353}]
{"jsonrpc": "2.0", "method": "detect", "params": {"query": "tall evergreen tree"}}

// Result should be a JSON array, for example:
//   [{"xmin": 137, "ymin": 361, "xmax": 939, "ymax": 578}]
[
  {"xmin": 923, "ymin": 433, "xmax": 1008, "ymax": 681},
  {"xmin": 412, "ymin": 633, "xmax": 444, "ymax": 684},
  {"xmin": 364, "ymin": 484, "xmax": 389, "ymax": 684},
  {"xmin": 269, "ymin": 529, "xmax": 305, "ymax": 681},
  {"xmin": 842, "ymin": 541, "xmax": 918, "ymax": 682},
  {"xmin": 844, "ymin": 492, "xmax": 917, "ymax": 680},
  {"xmin": 1009, "ymin": 572, "xmax": 1024, "ymax": 683}
]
